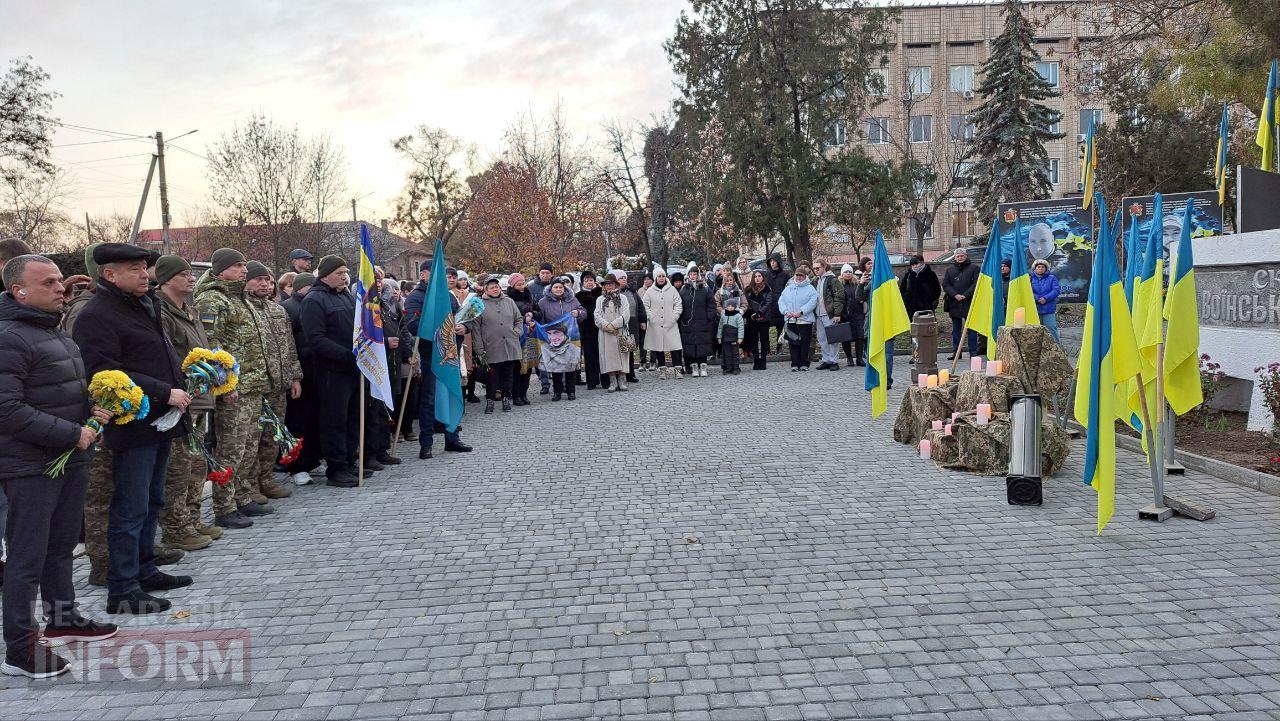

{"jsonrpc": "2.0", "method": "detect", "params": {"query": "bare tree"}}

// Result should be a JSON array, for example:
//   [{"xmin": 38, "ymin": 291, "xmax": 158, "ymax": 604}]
[
  {"xmin": 205, "ymin": 114, "xmax": 348, "ymax": 270},
  {"xmin": 600, "ymin": 120, "xmax": 655, "ymax": 267},
  {"xmin": 391, "ymin": 125, "xmax": 477, "ymax": 247},
  {"xmin": 87, "ymin": 212, "xmax": 134, "ymax": 245},
  {"xmin": 0, "ymin": 168, "xmax": 71, "ymax": 249},
  {"xmin": 642, "ymin": 119, "xmax": 682, "ymax": 268},
  {"xmin": 0, "ymin": 56, "xmax": 59, "ymax": 180}
]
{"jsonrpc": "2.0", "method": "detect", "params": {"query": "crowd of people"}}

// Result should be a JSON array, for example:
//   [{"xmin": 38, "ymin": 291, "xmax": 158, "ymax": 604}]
[{"xmin": 0, "ymin": 235, "xmax": 1065, "ymax": 680}]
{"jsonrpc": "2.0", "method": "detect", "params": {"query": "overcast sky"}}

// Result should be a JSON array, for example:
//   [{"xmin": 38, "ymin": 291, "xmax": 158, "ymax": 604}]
[{"xmin": 4, "ymin": 0, "xmax": 686, "ymax": 232}]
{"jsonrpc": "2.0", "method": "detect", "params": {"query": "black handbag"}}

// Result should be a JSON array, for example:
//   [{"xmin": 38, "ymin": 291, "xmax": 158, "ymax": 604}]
[{"xmin": 825, "ymin": 321, "xmax": 854, "ymax": 344}]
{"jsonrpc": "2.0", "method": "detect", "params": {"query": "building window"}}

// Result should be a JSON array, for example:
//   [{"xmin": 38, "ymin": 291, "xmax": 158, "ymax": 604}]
[
  {"xmin": 866, "ymin": 117, "xmax": 889, "ymax": 145},
  {"xmin": 1045, "ymin": 158, "xmax": 1060, "ymax": 185},
  {"xmin": 908, "ymin": 66, "xmax": 932, "ymax": 95},
  {"xmin": 866, "ymin": 67, "xmax": 888, "ymax": 96},
  {"xmin": 1043, "ymin": 110, "xmax": 1061, "ymax": 135},
  {"xmin": 823, "ymin": 119, "xmax": 848, "ymax": 147},
  {"xmin": 954, "ymin": 161, "xmax": 975, "ymax": 189},
  {"xmin": 950, "ymin": 65, "xmax": 975, "ymax": 93},
  {"xmin": 1080, "ymin": 108, "xmax": 1103, "ymax": 134},
  {"xmin": 909, "ymin": 115, "xmax": 933, "ymax": 143},
  {"xmin": 950, "ymin": 113, "xmax": 976, "ymax": 140},
  {"xmin": 951, "ymin": 209, "xmax": 977, "ymax": 240},
  {"xmin": 1036, "ymin": 61, "xmax": 1060, "ymax": 88},
  {"xmin": 1079, "ymin": 59, "xmax": 1104, "ymax": 94}
]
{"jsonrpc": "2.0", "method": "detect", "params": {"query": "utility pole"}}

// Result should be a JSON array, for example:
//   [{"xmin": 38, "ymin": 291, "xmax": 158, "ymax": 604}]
[
  {"xmin": 155, "ymin": 131, "xmax": 173, "ymax": 255},
  {"xmin": 84, "ymin": 212, "xmax": 91, "ymax": 245},
  {"xmin": 128, "ymin": 155, "xmax": 158, "ymax": 245},
  {"xmin": 351, "ymin": 198, "xmax": 358, "ymax": 223}
]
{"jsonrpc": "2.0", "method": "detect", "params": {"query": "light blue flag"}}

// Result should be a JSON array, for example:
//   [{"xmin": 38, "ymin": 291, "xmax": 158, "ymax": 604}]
[{"xmin": 418, "ymin": 237, "xmax": 463, "ymax": 432}]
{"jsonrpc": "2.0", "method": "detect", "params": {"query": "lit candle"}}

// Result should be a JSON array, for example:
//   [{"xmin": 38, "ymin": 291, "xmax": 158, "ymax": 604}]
[
  {"xmin": 920, "ymin": 439, "xmax": 932, "ymax": 459},
  {"xmin": 918, "ymin": 373, "xmax": 928, "ymax": 388},
  {"xmin": 1013, "ymin": 307, "xmax": 1026, "ymax": 327},
  {"xmin": 985, "ymin": 360, "xmax": 998, "ymax": 377},
  {"xmin": 976, "ymin": 403, "xmax": 992, "ymax": 425},
  {"xmin": 939, "ymin": 369, "xmax": 950, "ymax": 384},
  {"xmin": 932, "ymin": 419, "xmax": 944, "ymax": 431},
  {"xmin": 927, "ymin": 374, "xmax": 939, "ymax": 388},
  {"xmin": 944, "ymin": 423, "xmax": 953, "ymax": 435},
  {"xmin": 993, "ymin": 360, "xmax": 1003, "ymax": 375},
  {"xmin": 970, "ymin": 356, "xmax": 983, "ymax": 372}
]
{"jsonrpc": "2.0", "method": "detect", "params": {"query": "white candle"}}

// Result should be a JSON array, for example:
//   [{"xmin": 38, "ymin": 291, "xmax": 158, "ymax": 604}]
[
  {"xmin": 976, "ymin": 403, "xmax": 992, "ymax": 425},
  {"xmin": 985, "ymin": 360, "xmax": 998, "ymax": 377},
  {"xmin": 920, "ymin": 439, "xmax": 932, "ymax": 459},
  {"xmin": 927, "ymin": 374, "xmax": 939, "ymax": 388},
  {"xmin": 944, "ymin": 423, "xmax": 953, "ymax": 435},
  {"xmin": 932, "ymin": 419, "xmax": 944, "ymax": 431},
  {"xmin": 918, "ymin": 373, "xmax": 928, "ymax": 388},
  {"xmin": 970, "ymin": 356, "xmax": 983, "ymax": 372},
  {"xmin": 1013, "ymin": 307, "xmax": 1026, "ymax": 327}
]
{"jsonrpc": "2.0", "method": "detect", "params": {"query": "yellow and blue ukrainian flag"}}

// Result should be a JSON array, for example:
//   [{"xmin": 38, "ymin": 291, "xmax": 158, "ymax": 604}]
[
  {"xmin": 1163, "ymin": 199, "xmax": 1203, "ymax": 416},
  {"xmin": 1215, "ymin": 104, "xmax": 1230, "ymax": 204},
  {"xmin": 1258, "ymin": 59, "xmax": 1278, "ymax": 172},
  {"xmin": 1081, "ymin": 114, "xmax": 1098, "ymax": 208},
  {"xmin": 1127, "ymin": 193, "xmax": 1165, "ymax": 421},
  {"xmin": 864, "ymin": 231, "xmax": 910, "ymax": 418},
  {"xmin": 1119, "ymin": 200, "xmax": 1145, "ymax": 433},
  {"xmin": 1004, "ymin": 214, "xmax": 1040, "ymax": 329},
  {"xmin": 964, "ymin": 219, "xmax": 1005, "ymax": 356},
  {"xmin": 1074, "ymin": 193, "xmax": 1140, "ymax": 534},
  {"xmin": 353, "ymin": 223, "xmax": 395, "ymax": 409},
  {"xmin": 418, "ymin": 236, "xmax": 464, "ymax": 432}
]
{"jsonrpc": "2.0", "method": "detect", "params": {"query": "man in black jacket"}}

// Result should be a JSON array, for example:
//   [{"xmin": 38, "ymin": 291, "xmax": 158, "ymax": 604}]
[
  {"xmin": 942, "ymin": 248, "xmax": 981, "ymax": 358},
  {"xmin": 403, "ymin": 265, "xmax": 471, "ymax": 460},
  {"xmin": 899, "ymin": 254, "xmax": 942, "ymax": 320},
  {"xmin": 299, "ymin": 255, "xmax": 362, "ymax": 487},
  {"xmin": 0, "ymin": 255, "xmax": 118, "ymax": 678},
  {"xmin": 72, "ymin": 243, "xmax": 193, "ymax": 616},
  {"xmin": 281, "ymin": 272, "xmax": 322, "ymax": 484}
]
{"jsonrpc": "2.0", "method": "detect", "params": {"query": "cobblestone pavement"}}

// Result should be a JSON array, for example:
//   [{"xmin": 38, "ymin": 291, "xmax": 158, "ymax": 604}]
[{"xmin": 5, "ymin": 361, "xmax": 1280, "ymax": 721}]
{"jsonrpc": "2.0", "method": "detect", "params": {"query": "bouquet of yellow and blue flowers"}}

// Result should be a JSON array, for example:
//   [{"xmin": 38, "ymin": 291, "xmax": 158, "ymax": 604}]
[
  {"xmin": 181, "ymin": 347, "xmax": 239, "ymax": 397},
  {"xmin": 46, "ymin": 370, "xmax": 150, "ymax": 477}
]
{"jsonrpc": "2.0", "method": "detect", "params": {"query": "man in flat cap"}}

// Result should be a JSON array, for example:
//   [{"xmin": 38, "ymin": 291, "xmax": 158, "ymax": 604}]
[
  {"xmin": 300, "ymin": 255, "xmax": 363, "ymax": 486},
  {"xmin": 194, "ymin": 248, "xmax": 280, "ymax": 529},
  {"xmin": 72, "ymin": 243, "xmax": 194, "ymax": 615},
  {"xmin": 244, "ymin": 261, "xmax": 302, "ymax": 499},
  {"xmin": 282, "ymin": 249, "xmax": 313, "ymax": 299}
]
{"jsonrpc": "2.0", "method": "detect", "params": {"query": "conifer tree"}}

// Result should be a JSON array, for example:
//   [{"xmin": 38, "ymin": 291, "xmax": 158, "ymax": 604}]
[{"xmin": 969, "ymin": 0, "xmax": 1063, "ymax": 220}]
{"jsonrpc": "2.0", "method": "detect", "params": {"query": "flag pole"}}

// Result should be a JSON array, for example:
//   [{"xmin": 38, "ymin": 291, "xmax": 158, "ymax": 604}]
[
  {"xmin": 949, "ymin": 313, "xmax": 972, "ymax": 374},
  {"xmin": 391, "ymin": 349, "xmax": 416, "ymax": 453},
  {"xmin": 358, "ymin": 375, "xmax": 366, "ymax": 487}
]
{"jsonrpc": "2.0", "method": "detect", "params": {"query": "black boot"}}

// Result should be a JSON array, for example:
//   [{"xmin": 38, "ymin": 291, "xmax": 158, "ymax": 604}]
[
  {"xmin": 502, "ymin": 397, "xmax": 513, "ymax": 412},
  {"xmin": 484, "ymin": 399, "xmax": 495, "ymax": 414},
  {"xmin": 552, "ymin": 392, "xmax": 562, "ymax": 402}
]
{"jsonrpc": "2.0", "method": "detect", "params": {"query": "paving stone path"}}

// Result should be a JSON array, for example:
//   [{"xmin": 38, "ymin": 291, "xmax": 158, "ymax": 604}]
[{"xmin": 4, "ymin": 360, "xmax": 1280, "ymax": 720}]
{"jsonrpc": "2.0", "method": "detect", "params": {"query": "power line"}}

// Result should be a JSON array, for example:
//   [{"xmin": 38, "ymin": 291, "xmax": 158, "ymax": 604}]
[
  {"xmin": 60, "ymin": 152, "xmax": 153, "ymax": 166},
  {"xmin": 51, "ymin": 121, "xmax": 151, "ymax": 140},
  {"xmin": 52, "ymin": 137, "xmax": 152, "ymax": 148},
  {"xmin": 166, "ymin": 143, "xmax": 209, "ymax": 161}
]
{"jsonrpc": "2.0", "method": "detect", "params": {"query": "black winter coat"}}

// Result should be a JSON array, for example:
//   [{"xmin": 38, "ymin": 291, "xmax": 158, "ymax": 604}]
[
  {"xmin": 300, "ymin": 278, "xmax": 358, "ymax": 374},
  {"xmin": 506, "ymin": 286, "xmax": 535, "ymax": 319},
  {"xmin": 744, "ymin": 285, "xmax": 773, "ymax": 325},
  {"xmin": 281, "ymin": 291, "xmax": 312, "ymax": 368},
  {"xmin": 575, "ymin": 287, "xmax": 601, "ymax": 334},
  {"xmin": 678, "ymin": 283, "xmax": 718, "ymax": 359},
  {"xmin": 842, "ymin": 280, "xmax": 866, "ymax": 340},
  {"xmin": 762, "ymin": 256, "xmax": 790, "ymax": 322},
  {"xmin": 900, "ymin": 265, "xmax": 942, "ymax": 318},
  {"xmin": 72, "ymin": 280, "xmax": 188, "ymax": 450},
  {"xmin": 942, "ymin": 261, "xmax": 980, "ymax": 319},
  {"xmin": 0, "ymin": 293, "xmax": 91, "ymax": 479}
]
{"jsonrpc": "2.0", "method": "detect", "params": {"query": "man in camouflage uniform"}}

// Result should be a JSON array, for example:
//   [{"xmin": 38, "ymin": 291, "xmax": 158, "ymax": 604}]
[
  {"xmin": 65, "ymin": 245, "xmax": 182, "ymax": 586},
  {"xmin": 156, "ymin": 255, "xmax": 231, "ymax": 550},
  {"xmin": 245, "ymin": 262, "xmax": 302, "ymax": 499},
  {"xmin": 194, "ymin": 248, "xmax": 279, "ymax": 528}
]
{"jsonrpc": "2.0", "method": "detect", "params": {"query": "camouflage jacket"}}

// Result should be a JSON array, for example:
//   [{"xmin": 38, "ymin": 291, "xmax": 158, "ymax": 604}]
[
  {"xmin": 194, "ymin": 271, "xmax": 272, "ymax": 394},
  {"xmin": 247, "ymin": 295, "xmax": 303, "ymax": 393}
]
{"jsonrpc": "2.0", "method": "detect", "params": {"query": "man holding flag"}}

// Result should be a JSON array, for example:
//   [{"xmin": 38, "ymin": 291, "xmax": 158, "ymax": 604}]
[
  {"xmin": 352, "ymin": 225, "xmax": 397, "ymax": 478},
  {"xmin": 299, "ymin": 254, "xmax": 361, "ymax": 487},
  {"xmin": 1075, "ymin": 193, "xmax": 1140, "ymax": 534},
  {"xmin": 862, "ymin": 231, "xmax": 910, "ymax": 418},
  {"xmin": 404, "ymin": 241, "xmax": 472, "ymax": 461}
]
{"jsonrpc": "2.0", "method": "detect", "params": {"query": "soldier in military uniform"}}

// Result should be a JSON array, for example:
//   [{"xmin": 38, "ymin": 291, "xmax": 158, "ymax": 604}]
[
  {"xmin": 244, "ymin": 262, "xmax": 303, "ymax": 500},
  {"xmin": 194, "ymin": 248, "xmax": 279, "ymax": 529}
]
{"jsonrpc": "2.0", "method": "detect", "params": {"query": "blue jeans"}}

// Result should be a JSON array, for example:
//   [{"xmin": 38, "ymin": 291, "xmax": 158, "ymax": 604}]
[
  {"xmin": 951, "ymin": 316, "xmax": 979, "ymax": 357},
  {"xmin": 417, "ymin": 340, "xmax": 463, "ymax": 452},
  {"xmin": 1040, "ymin": 312, "xmax": 1060, "ymax": 343},
  {"xmin": 108, "ymin": 442, "xmax": 170, "ymax": 596},
  {"xmin": 885, "ymin": 340, "xmax": 895, "ymax": 387}
]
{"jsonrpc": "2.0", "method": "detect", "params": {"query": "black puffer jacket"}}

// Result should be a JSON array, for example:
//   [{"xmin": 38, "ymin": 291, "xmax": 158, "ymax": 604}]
[
  {"xmin": 762, "ymin": 255, "xmax": 790, "ymax": 322},
  {"xmin": 299, "ymin": 278, "xmax": 357, "ymax": 374},
  {"xmin": 942, "ymin": 260, "xmax": 980, "ymax": 319},
  {"xmin": 0, "ymin": 293, "xmax": 91, "ymax": 479},
  {"xmin": 281, "ymin": 290, "xmax": 312, "ymax": 368},
  {"xmin": 678, "ymin": 283, "xmax": 718, "ymax": 359},
  {"xmin": 71, "ymin": 280, "xmax": 188, "ymax": 450}
]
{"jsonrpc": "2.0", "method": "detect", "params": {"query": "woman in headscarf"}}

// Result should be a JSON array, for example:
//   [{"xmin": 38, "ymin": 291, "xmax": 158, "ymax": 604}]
[
  {"xmin": 641, "ymin": 268, "xmax": 684, "ymax": 379},
  {"xmin": 472, "ymin": 276, "xmax": 522, "ymax": 413},
  {"xmin": 594, "ymin": 273, "xmax": 631, "ymax": 392},
  {"xmin": 504, "ymin": 272, "xmax": 537, "ymax": 405},
  {"xmin": 744, "ymin": 270, "xmax": 773, "ymax": 371},
  {"xmin": 575, "ymin": 270, "xmax": 603, "ymax": 390},
  {"xmin": 536, "ymin": 277, "xmax": 586, "ymax": 400}
]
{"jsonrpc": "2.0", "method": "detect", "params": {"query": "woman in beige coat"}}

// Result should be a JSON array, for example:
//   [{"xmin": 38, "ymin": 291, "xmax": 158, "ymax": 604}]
[
  {"xmin": 641, "ymin": 268, "xmax": 684, "ymax": 379},
  {"xmin": 594, "ymin": 273, "xmax": 631, "ymax": 392}
]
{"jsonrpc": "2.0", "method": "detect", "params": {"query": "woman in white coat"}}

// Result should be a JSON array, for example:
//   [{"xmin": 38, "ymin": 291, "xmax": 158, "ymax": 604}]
[{"xmin": 641, "ymin": 268, "xmax": 684, "ymax": 379}]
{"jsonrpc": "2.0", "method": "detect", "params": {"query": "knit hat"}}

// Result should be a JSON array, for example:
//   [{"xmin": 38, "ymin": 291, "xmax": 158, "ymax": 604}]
[
  {"xmin": 154, "ymin": 255, "xmax": 192, "ymax": 286},
  {"xmin": 84, "ymin": 243, "xmax": 103, "ymax": 277},
  {"xmin": 538, "ymin": 262, "xmax": 554, "ymax": 272},
  {"xmin": 210, "ymin": 248, "xmax": 246, "ymax": 276},
  {"xmin": 841, "ymin": 263, "xmax": 855, "ymax": 274},
  {"xmin": 316, "ymin": 255, "xmax": 346, "ymax": 280},
  {"xmin": 508, "ymin": 272, "xmax": 526, "ymax": 287},
  {"xmin": 246, "ymin": 261, "xmax": 272, "ymax": 281},
  {"xmin": 293, "ymin": 272, "xmax": 316, "ymax": 291},
  {"xmin": 611, "ymin": 269, "xmax": 627, "ymax": 281}
]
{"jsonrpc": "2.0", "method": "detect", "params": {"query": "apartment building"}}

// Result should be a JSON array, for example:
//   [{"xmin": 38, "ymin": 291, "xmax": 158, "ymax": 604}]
[{"xmin": 822, "ymin": 0, "xmax": 1114, "ymax": 257}]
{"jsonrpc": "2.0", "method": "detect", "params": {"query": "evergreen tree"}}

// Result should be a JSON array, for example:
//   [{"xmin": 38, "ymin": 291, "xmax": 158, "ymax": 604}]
[{"xmin": 969, "ymin": 0, "xmax": 1063, "ymax": 220}]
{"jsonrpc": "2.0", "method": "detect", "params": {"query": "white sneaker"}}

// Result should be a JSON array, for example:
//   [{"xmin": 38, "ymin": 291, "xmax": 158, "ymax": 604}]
[
  {"xmin": 290, "ymin": 471, "xmax": 313, "ymax": 486},
  {"xmin": 617, "ymin": 381, "xmax": 629, "ymax": 391},
  {"xmin": 658, "ymin": 367, "xmax": 669, "ymax": 380},
  {"xmin": 699, "ymin": 364, "xmax": 709, "ymax": 377}
]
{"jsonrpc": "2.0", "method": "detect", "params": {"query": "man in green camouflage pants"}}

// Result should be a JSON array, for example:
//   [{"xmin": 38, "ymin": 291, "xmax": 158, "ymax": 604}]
[
  {"xmin": 246, "ymin": 262, "xmax": 303, "ymax": 497},
  {"xmin": 195, "ymin": 248, "xmax": 278, "ymax": 528}
]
